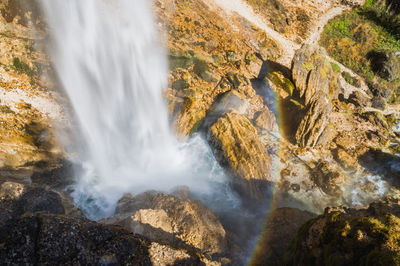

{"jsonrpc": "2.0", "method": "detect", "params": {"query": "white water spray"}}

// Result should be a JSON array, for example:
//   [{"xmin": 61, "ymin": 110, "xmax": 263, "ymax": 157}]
[{"xmin": 41, "ymin": 0, "xmax": 236, "ymax": 219}]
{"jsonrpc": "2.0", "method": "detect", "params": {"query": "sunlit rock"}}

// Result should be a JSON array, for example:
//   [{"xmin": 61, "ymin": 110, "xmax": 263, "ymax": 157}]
[
  {"xmin": 208, "ymin": 112, "xmax": 272, "ymax": 201},
  {"xmin": 295, "ymin": 91, "xmax": 332, "ymax": 148},
  {"xmin": 102, "ymin": 192, "xmax": 227, "ymax": 259},
  {"xmin": 284, "ymin": 198, "xmax": 400, "ymax": 265},
  {"xmin": 291, "ymin": 45, "xmax": 338, "ymax": 148}
]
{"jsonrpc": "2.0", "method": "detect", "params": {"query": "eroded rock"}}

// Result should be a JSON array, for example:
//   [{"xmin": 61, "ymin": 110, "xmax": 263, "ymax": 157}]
[
  {"xmin": 295, "ymin": 91, "xmax": 332, "ymax": 148},
  {"xmin": 291, "ymin": 45, "xmax": 338, "ymax": 148},
  {"xmin": 208, "ymin": 112, "xmax": 272, "ymax": 200},
  {"xmin": 102, "ymin": 191, "xmax": 227, "ymax": 258}
]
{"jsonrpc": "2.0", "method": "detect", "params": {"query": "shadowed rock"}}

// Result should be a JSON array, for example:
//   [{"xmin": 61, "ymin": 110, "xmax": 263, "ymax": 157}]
[
  {"xmin": 0, "ymin": 214, "xmax": 152, "ymax": 265},
  {"xmin": 250, "ymin": 208, "xmax": 316, "ymax": 266}
]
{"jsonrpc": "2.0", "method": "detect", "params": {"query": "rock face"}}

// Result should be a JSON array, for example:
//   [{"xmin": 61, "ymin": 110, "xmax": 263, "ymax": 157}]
[
  {"xmin": 284, "ymin": 198, "xmax": 400, "ymax": 265},
  {"xmin": 291, "ymin": 45, "xmax": 338, "ymax": 148},
  {"xmin": 0, "ymin": 214, "xmax": 153, "ymax": 265},
  {"xmin": 208, "ymin": 112, "xmax": 272, "ymax": 200},
  {"xmin": 0, "ymin": 183, "xmax": 68, "ymax": 225},
  {"xmin": 250, "ymin": 208, "xmax": 316, "ymax": 266},
  {"xmin": 295, "ymin": 91, "xmax": 332, "ymax": 148},
  {"xmin": 102, "ymin": 192, "xmax": 227, "ymax": 258}
]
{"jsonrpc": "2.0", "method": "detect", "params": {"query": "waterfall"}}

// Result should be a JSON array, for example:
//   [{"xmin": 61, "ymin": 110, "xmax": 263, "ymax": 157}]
[{"xmin": 40, "ymin": 0, "xmax": 236, "ymax": 219}]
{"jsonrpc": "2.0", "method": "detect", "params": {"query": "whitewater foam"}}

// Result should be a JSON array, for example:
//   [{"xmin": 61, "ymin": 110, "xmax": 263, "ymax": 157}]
[{"xmin": 40, "ymin": 0, "xmax": 236, "ymax": 219}]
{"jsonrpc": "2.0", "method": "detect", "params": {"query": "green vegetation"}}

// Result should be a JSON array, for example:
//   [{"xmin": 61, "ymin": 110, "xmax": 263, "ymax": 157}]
[
  {"xmin": 331, "ymin": 62, "xmax": 341, "ymax": 73},
  {"xmin": 267, "ymin": 71, "xmax": 295, "ymax": 96},
  {"xmin": 341, "ymin": 71, "xmax": 360, "ymax": 87},
  {"xmin": 12, "ymin": 57, "xmax": 34, "ymax": 77},
  {"xmin": 285, "ymin": 211, "xmax": 400, "ymax": 265},
  {"xmin": 320, "ymin": 0, "xmax": 400, "ymax": 102},
  {"xmin": 0, "ymin": 105, "xmax": 14, "ymax": 114},
  {"xmin": 189, "ymin": 118, "xmax": 203, "ymax": 135}
]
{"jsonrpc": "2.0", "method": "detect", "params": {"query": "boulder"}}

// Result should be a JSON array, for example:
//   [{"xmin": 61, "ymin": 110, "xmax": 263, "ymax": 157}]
[
  {"xmin": 250, "ymin": 208, "xmax": 316, "ymax": 266},
  {"xmin": 292, "ymin": 45, "xmax": 337, "ymax": 105},
  {"xmin": 332, "ymin": 148, "xmax": 359, "ymax": 171},
  {"xmin": 208, "ymin": 112, "xmax": 272, "ymax": 200},
  {"xmin": 0, "ymin": 183, "xmax": 81, "ymax": 225},
  {"xmin": 369, "ymin": 52, "xmax": 400, "ymax": 82},
  {"xmin": 295, "ymin": 91, "xmax": 332, "ymax": 148},
  {"xmin": 284, "ymin": 198, "xmax": 400, "ymax": 265},
  {"xmin": 291, "ymin": 45, "xmax": 338, "ymax": 148},
  {"xmin": 102, "ymin": 192, "xmax": 227, "ymax": 258}
]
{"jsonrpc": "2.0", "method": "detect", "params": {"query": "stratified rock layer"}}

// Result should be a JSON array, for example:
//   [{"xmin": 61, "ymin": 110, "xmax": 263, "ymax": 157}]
[
  {"xmin": 291, "ymin": 45, "xmax": 338, "ymax": 148},
  {"xmin": 208, "ymin": 112, "xmax": 272, "ymax": 200}
]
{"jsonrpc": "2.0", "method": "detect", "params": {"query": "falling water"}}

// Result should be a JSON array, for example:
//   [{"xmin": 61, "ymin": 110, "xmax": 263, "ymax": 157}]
[{"xmin": 40, "ymin": 0, "xmax": 236, "ymax": 219}]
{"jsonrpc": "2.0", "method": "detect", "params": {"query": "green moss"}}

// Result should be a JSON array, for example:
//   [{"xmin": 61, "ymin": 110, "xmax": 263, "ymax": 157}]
[
  {"xmin": 0, "ymin": 105, "xmax": 14, "ymax": 114},
  {"xmin": 341, "ymin": 71, "xmax": 360, "ymax": 87},
  {"xmin": 12, "ymin": 57, "xmax": 34, "ymax": 77},
  {"xmin": 302, "ymin": 61, "xmax": 314, "ymax": 71},
  {"xmin": 320, "ymin": 2, "xmax": 400, "ymax": 102},
  {"xmin": 193, "ymin": 58, "xmax": 210, "ymax": 77},
  {"xmin": 189, "ymin": 118, "xmax": 203, "ymax": 135},
  {"xmin": 331, "ymin": 62, "xmax": 341, "ymax": 73},
  {"xmin": 267, "ymin": 71, "xmax": 295, "ymax": 96}
]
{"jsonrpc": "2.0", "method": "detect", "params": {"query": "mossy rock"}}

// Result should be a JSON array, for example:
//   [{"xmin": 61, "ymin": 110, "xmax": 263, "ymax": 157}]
[
  {"xmin": 267, "ymin": 71, "xmax": 295, "ymax": 96},
  {"xmin": 284, "ymin": 203, "xmax": 400, "ymax": 266}
]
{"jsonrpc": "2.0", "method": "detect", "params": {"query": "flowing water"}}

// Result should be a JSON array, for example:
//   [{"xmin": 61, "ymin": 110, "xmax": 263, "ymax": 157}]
[{"xmin": 40, "ymin": 0, "xmax": 237, "ymax": 219}]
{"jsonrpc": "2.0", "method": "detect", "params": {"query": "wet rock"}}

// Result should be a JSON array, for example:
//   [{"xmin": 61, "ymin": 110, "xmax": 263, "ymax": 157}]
[
  {"xmin": 333, "ymin": 148, "xmax": 359, "ymax": 171},
  {"xmin": 284, "ymin": 198, "xmax": 400, "ymax": 265},
  {"xmin": 0, "ymin": 181, "xmax": 25, "ymax": 200},
  {"xmin": 208, "ymin": 113, "xmax": 272, "ymax": 201},
  {"xmin": 250, "ymin": 208, "xmax": 316, "ymax": 266},
  {"xmin": 311, "ymin": 160, "xmax": 345, "ymax": 196},
  {"xmin": 102, "ymin": 191, "xmax": 227, "ymax": 258},
  {"xmin": 0, "ymin": 213, "xmax": 152, "ymax": 265},
  {"xmin": 295, "ymin": 91, "xmax": 332, "ymax": 148}
]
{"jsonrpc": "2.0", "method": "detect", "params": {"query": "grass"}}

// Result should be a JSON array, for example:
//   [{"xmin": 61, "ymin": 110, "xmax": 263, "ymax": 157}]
[{"xmin": 320, "ymin": 1, "xmax": 400, "ymax": 102}]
